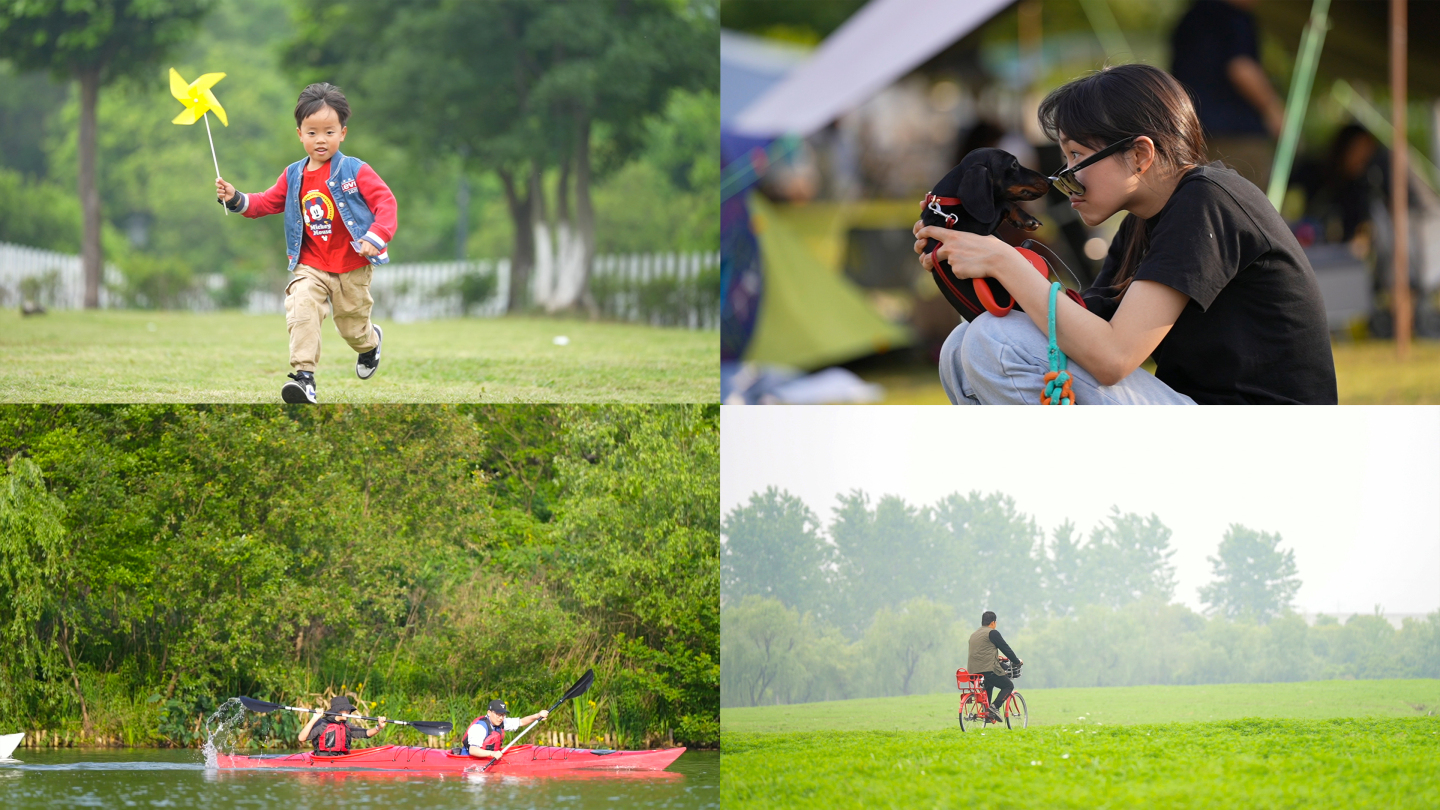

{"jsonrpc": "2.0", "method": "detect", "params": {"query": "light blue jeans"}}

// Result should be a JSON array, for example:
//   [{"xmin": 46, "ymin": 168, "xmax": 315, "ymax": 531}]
[{"xmin": 938, "ymin": 313, "xmax": 1196, "ymax": 405}]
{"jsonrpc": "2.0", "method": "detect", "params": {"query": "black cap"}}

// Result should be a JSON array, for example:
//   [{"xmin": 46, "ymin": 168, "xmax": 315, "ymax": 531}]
[
  {"xmin": 329, "ymin": 696, "xmax": 356, "ymax": 714},
  {"xmin": 488, "ymin": 699, "xmax": 508, "ymax": 715}
]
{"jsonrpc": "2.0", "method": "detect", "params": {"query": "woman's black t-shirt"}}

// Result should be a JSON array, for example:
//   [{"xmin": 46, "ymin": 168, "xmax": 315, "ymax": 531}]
[{"xmin": 1083, "ymin": 163, "xmax": 1338, "ymax": 404}]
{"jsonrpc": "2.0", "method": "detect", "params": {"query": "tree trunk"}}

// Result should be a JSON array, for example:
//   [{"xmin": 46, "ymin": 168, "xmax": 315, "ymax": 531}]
[
  {"xmin": 78, "ymin": 67, "xmax": 103, "ymax": 309},
  {"xmin": 556, "ymin": 116, "xmax": 596, "ymax": 313},
  {"xmin": 498, "ymin": 168, "xmax": 534, "ymax": 313},
  {"xmin": 531, "ymin": 164, "xmax": 554, "ymax": 311},
  {"xmin": 59, "ymin": 617, "xmax": 91, "ymax": 734},
  {"xmin": 455, "ymin": 145, "xmax": 471, "ymax": 261},
  {"xmin": 548, "ymin": 154, "xmax": 575, "ymax": 313}
]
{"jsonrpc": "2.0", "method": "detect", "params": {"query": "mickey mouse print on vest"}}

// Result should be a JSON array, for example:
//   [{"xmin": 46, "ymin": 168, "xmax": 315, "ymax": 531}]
[{"xmin": 302, "ymin": 189, "xmax": 335, "ymax": 242}]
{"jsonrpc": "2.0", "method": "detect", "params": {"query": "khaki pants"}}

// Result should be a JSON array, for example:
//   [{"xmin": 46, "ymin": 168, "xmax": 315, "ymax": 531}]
[
  {"xmin": 284, "ymin": 263, "xmax": 377, "ymax": 372},
  {"xmin": 1206, "ymin": 135, "xmax": 1275, "ymax": 192}
]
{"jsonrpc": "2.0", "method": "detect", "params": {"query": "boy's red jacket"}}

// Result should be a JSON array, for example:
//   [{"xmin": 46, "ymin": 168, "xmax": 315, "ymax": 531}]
[{"xmin": 243, "ymin": 161, "xmax": 397, "ymax": 245}]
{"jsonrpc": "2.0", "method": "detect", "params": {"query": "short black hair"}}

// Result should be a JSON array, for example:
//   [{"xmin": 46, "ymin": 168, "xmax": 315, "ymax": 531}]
[
  {"xmin": 981, "ymin": 611, "xmax": 997, "ymax": 626},
  {"xmin": 295, "ymin": 82, "xmax": 350, "ymax": 127}
]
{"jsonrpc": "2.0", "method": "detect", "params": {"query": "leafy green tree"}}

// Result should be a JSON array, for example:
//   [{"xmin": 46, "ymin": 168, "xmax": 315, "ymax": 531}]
[
  {"xmin": 1328, "ymin": 612, "xmax": 1397, "ymax": 680},
  {"xmin": 719, "ymin": 595, "xmax": 805, "ymax": 707},
  {"xmin": 0, "ymin": 457, "xmax": 72, "ymax": 729},
  {"xmin": 1042, "ymin": 519, "xmax": 1084, "ymax": 617},
  {"xmin": 1083, "ymin": 507, "xmax": 1177, "ymax": 609},
  {"xmin": 1396, "ymin": 613, "xmax": 1440, "ymax": 679},
  {"xmin": 721, "ymin": 486, "xmax": 831, "ymax": 614},
  {"xmin": 0, "ymin": 0, "xmax": 215, "ymax": 307},
  {"xmin": 936, "ymin": 491, "xmax": 1043, "ymax": 627},
  {"xmin": 1198, "ymin": 524, "xmax": 1301, "ymax": 623},
  {"xmin": 829, "ymin": 491, "xmax": 939, "ymax": 637},
  {"xmin": 287, "ymin": 0, "xmax": 716, "ymax": 312},
  {"xmin": 862, "ymin": 598, "xmax": 954, "ymax": 696},
  {"xmin": 553, "ymin": 405, "xmax": 719, "ymax": 743}
]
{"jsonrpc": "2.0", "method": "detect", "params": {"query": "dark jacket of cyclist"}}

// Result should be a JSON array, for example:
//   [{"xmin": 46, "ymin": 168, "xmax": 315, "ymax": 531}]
[{"xmin": 968, "ymin": 611, "xmax": 1022, "ymax": 718}]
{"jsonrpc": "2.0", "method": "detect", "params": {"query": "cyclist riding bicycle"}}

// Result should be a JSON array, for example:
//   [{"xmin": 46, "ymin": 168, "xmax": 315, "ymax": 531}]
[{"xmin": 968, "ymin": 610, "xmax": 1024, "ymax": 723}]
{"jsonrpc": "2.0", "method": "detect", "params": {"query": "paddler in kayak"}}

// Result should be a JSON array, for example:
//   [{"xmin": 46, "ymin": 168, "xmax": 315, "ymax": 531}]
[
  {"xmin": 462, "ymin": 699, "xmax": 548, "ymax": 759},
  {"xmin": 298, "ymin": 696, "xmax": 387, "ymax": 756}
]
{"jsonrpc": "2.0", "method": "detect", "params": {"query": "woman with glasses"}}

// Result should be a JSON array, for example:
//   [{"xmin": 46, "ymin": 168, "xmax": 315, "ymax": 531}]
[{"xmin": 915, "ymin": 63, "xmax": 1336, "ymax": 404}]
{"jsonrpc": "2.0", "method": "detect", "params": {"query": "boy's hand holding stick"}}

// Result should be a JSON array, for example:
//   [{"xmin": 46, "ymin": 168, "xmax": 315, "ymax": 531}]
[{"xmin": 217, "ymin": 178, "xmax": 237, "ymax": 209}]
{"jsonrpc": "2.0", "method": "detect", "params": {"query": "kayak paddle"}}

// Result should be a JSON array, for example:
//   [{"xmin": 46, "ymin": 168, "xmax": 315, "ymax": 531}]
[
  {"xmin": 482, "ymin": 668, "xmax": 595, "ymax": 771},
  {"xmin": 236, "ymin": 696, "xmax": 453, "ymax": 736}
]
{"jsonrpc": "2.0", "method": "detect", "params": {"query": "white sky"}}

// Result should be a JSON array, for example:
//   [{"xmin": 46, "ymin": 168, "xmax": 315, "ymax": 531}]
[{"xmin": 721, "ymin": 407, "xmax": 1440, "ymax": 616}]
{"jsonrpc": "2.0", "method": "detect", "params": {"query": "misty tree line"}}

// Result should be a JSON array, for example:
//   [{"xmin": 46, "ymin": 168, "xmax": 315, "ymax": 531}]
[{"xmin": 720, "ymin": 488, "xmax": 1440, "ymax": 708}]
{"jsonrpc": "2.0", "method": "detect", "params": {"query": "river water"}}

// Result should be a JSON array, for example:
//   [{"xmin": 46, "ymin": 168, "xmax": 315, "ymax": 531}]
[{"xmin": 0, "ymin": 748, "xmax": 719, "ymax": 809}]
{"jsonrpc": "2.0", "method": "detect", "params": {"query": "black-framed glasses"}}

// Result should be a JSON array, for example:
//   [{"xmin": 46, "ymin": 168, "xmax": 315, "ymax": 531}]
[{"xmin": 1048, "ymin": 136, "xmax": 1138, "ymax": 196}]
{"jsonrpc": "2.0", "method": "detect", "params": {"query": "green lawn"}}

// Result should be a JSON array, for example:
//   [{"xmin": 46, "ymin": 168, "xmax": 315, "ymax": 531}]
[
  {"xmin": 723, "ymin": 719, "xmax": 1440, "ymax": 809},
  {"xmin": 855, "ymin": 340, "xmax": 1440, "ymax": 404},
  {"xmin": 0, "ymin": 310, "xmax": 716, "ymax": 403},
  {"xmin": 722, "ymin": 680, "xmax": 1440, "ymax": 733},
  {"xmin": 723, "ymin": 681, "xmax": 1440, "ymax": 808}
]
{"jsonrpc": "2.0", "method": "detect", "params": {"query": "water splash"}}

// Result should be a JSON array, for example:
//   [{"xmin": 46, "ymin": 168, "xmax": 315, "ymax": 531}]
[{"xmin": 201, "ymin": 698, "xmax": 248, "ymax": 768}]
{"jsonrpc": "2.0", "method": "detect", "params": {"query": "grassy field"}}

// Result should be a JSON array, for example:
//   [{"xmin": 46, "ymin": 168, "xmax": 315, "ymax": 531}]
[
  {"xmin": 723, "ymin": 719, "xmax": 1440, "ymax": 808},
  {"xmin": 0, "ymin": 310, "xmax": 716, "ymax": 403},
  {"xmin": 722, "ymin": 681, "xmax": 1440, "ymax": 808},
  {"xmin": 856, "ymin": 340, "xmax": 1440, "ymax": 404},
  {"xmin": 721, "ymin": 680, "xmax": 1440, "ymax": 733}
]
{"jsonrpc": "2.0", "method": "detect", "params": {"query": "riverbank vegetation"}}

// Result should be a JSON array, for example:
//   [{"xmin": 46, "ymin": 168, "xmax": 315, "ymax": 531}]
[{"xmin": 0, "ymin": 405, "xmax": 718, "ymax": 749}]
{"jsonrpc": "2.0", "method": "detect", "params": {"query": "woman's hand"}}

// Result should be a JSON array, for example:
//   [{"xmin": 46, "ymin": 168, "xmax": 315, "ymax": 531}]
[
  {"xmin": 914, "ymin": 225, "xmax": 1020, "ymax": 280},
  {"xmin": 912, "ymin": 219, "xmax": 933, "ymax": 270}
]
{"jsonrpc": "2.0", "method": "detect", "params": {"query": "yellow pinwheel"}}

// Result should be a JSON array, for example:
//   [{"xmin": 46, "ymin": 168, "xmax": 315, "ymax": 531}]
[
  {"xmin": 169, "ymin": 67, "xmax": 230, "ymax": 213},
  {"xmin": 169, "ymin": 68, "xmax": 228, "ymax": 126}
]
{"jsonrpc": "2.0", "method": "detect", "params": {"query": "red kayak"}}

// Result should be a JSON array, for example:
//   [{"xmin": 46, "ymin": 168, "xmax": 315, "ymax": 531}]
[{"xmin": 214, "ymin": 744, "xmax": 686, "ymax": 775}]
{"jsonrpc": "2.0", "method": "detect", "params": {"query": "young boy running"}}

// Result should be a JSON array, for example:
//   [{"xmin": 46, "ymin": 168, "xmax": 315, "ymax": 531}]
[{"xmin": 216, "ymin": 83, "xmax": 397, "ymax": 404}]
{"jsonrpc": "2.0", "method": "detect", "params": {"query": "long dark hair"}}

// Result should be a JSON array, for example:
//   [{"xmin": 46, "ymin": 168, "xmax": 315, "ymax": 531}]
[{"xmin": 1037, "ymin": 64, "xmax": 1207, "ymax": 292}]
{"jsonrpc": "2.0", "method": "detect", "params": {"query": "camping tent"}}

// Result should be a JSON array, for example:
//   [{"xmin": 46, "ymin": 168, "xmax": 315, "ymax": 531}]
[{"xmin": 724, "ymin": 0, "xmax": 1012, "ymax": 369}]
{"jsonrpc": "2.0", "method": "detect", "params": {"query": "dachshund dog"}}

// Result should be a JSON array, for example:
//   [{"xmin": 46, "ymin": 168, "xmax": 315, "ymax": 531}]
[{"xmin": 920, "ymin": 147, "xmax": 1051, "ymax": 321}]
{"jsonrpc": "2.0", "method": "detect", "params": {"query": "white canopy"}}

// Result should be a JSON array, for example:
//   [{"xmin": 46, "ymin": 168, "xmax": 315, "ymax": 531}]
[{"xmin": 731, "ymin": 0, "xmax": 1013, "ymax": 138}]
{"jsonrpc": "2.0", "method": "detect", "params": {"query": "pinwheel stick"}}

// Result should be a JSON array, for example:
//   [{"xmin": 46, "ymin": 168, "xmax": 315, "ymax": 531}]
[{"xmin": 203, "ymin": 112, "xmax": 226, "ymax": 216}]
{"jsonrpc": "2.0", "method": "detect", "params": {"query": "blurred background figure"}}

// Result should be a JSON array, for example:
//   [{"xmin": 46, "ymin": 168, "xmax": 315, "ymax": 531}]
[
  {"xmin": 1170, "ymin": 0, "xmax": 1287, "ymax": 189},
  {"xmin": 1292, "ymin": 124, "xmax": 1385, "ymax": 247}
]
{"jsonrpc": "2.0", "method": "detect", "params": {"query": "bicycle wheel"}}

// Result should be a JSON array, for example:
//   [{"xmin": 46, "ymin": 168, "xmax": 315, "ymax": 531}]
[
  {"xmin": 1003, "ymin": 691, "xmax": 1028, "ymax": 729},
  {"xmin": 958, "ymin": 693, "xmax": 973, "ymax": 731}
]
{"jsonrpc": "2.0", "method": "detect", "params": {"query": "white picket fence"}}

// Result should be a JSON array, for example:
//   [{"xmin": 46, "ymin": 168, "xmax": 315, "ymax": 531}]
[
  {"xmin": 244, "ymin": 258, "xmax": 512, "ymax": 322},
  {"xmin": 0, "ymin": 242, "xmax": 123, "ymax": 309},
  {"xmin": 0, "ymin": 241, "xmax": 718, "ymax": 329},
  {"xmin": 590, "ymin": 251, "xmax": 721, "ymax": 330}
]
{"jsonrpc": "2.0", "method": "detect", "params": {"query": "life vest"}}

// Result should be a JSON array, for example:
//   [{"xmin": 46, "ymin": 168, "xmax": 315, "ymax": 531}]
[
  {"xmin": 315, "ymin": 719, "xmax": 350, "ymax": 755},
  {"xmin": 468, "ymin": 716, "xmax": 506, "ymax": 751}
]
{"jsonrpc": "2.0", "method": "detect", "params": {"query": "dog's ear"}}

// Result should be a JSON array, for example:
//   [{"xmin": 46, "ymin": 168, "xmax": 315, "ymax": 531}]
[{"xmin": 958, "ymin": 164, "xmax": 998, "ymax": 226}]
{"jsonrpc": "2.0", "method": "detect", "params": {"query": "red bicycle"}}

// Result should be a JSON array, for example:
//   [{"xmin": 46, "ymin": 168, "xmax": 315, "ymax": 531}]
[{"xmin": 955, "ymin": 658, "xmax": 1028, "ymax": 731}]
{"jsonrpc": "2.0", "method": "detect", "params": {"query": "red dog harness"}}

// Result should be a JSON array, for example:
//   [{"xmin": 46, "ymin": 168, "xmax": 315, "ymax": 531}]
[{"xmin": 921, "ymin": 193, "xmax": 1084, "ymax": 319}]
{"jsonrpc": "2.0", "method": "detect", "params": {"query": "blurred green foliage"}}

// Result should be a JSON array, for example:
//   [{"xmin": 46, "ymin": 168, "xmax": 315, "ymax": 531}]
[
  {"xmin": 0, "ymin": 0, "xmax": 718, "ymax": 305},
  {"xmin": 721, "ymin": 486, "xmax": 1439, "ymax": 709},
  {"xmin": 0, "ymin": 404, "xmax": 718, "ymax": 747},
  {"xmin": 722, "ymin": 594, "xmax": 1440, "ymax": 708}
]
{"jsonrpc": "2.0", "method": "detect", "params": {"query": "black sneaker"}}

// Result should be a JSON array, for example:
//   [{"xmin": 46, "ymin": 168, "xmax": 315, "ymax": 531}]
[
  {"xmin": 356, "ymin": 325, "xmax": 382, "ymax": 379},
  {"xmin": 281, "ymin": 371, "xmax": 317, "ymax": 404}
]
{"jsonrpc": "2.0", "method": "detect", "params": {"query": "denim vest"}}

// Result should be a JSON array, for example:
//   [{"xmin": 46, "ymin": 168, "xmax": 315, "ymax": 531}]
[{"xmin": 283, "ymin": 151, "xmax": 380, "ymax": 272}]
